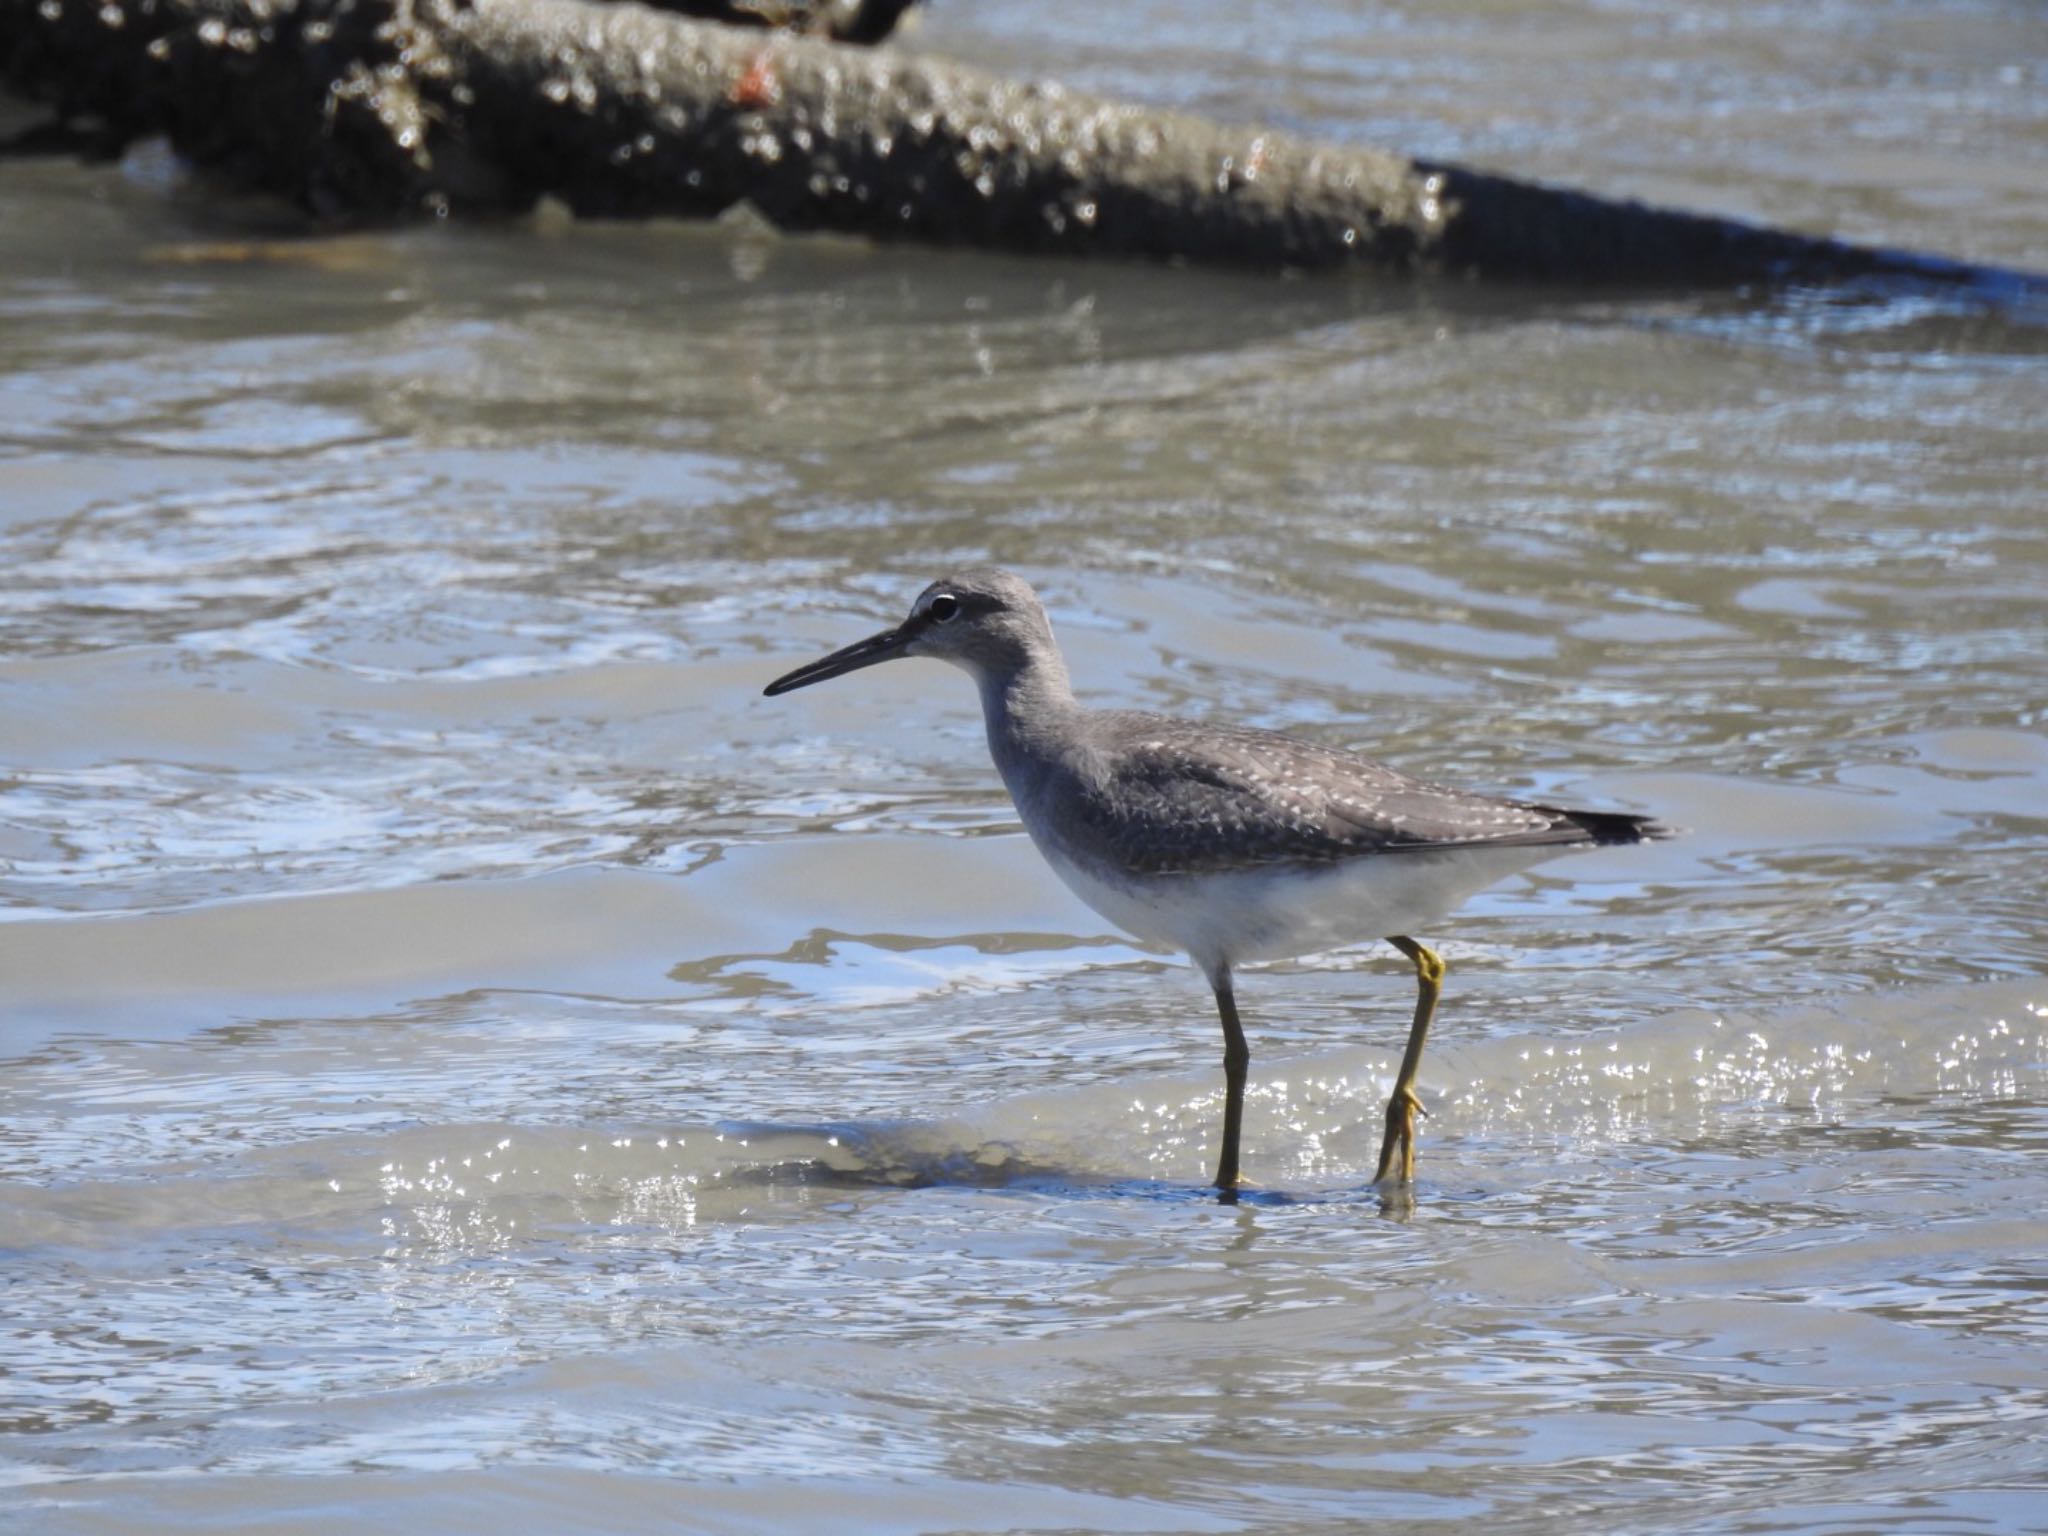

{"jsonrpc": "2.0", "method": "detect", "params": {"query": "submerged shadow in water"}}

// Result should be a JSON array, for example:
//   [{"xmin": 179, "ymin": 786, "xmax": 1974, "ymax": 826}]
[{"xmin": 710, "ymin": 1119, "xmax": 1412, "ymax": 1210}]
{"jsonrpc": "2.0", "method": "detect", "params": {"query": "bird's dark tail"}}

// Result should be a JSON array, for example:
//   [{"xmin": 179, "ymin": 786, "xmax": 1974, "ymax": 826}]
[{"xmin": 1562, "ymin": 808, "xmax": 1675, "ymax": 846}]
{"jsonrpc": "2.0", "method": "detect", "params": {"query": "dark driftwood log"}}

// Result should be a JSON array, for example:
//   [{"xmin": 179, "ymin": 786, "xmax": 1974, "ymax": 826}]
[{"xmin": 0, "ymin": 0, "xmax": 2033, "ymax": 290}]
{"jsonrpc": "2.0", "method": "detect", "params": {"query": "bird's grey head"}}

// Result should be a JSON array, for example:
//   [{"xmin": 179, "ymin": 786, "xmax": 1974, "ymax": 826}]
[{"xmin": 762, "ymin": 568, "xmax": 1059, "ymax": 697}]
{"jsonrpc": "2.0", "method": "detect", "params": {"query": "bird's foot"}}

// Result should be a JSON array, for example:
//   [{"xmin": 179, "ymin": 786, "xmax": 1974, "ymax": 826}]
[
  {"xmin": 1204, "ymin": 1171, "xmax": 1253, "ymax": 1212},
  {"xmin": 1372, "ymin": 1084, "xmax": 1427, "ymax": 1186}
]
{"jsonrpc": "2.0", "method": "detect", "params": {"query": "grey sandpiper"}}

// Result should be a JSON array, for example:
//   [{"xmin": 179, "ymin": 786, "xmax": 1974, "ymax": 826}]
[{"xmin": 764, "ymin": 568, "xmax": 1669, "ymax": 1199}]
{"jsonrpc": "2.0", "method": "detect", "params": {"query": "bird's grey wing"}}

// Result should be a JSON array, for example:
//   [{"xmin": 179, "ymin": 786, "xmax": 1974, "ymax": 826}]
[{"xmin": 1070, "ymin": 717, "xmax": 1599, "ymax": 876}]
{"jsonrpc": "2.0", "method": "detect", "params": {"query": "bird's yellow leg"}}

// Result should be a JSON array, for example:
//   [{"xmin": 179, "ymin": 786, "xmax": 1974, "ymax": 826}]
[
  {"xmin": 1374, "ymin": 937, "xmax": 1445, "ymax": 1186},
  {"xmin": 1212, "ymin": 975, "xmax": 1249, "ymax": 1202}
]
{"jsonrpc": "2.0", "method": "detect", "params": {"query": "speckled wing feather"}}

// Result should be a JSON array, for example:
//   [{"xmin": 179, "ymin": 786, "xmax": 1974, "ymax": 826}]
[{"xmin": 1065, "ymin": 713, "xmax": 1654, "ymax": 877}]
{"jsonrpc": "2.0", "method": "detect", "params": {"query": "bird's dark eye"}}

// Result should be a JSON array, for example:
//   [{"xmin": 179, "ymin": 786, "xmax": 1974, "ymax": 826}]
[{"xmin": 928, "ymin": 594, "xmax": 960, "ymax": 623}]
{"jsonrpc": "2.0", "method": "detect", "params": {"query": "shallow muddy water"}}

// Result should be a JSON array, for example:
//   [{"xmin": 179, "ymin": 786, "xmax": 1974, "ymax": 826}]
[{"xmin": 3, "ymin": 3, "xmax": 2046, "ymax": 1532}]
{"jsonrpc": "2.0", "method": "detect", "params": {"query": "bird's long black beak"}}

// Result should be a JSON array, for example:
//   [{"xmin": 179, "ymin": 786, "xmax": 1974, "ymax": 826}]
[{"xmin": 762, "ymin": 625, "xmax": 912, "ymax": 696}]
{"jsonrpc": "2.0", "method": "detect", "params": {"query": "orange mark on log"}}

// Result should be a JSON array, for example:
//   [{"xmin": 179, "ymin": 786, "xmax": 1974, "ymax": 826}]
[{"xmin": 730, "ymin": 51, "xmax": 783, "ymax": 109}]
